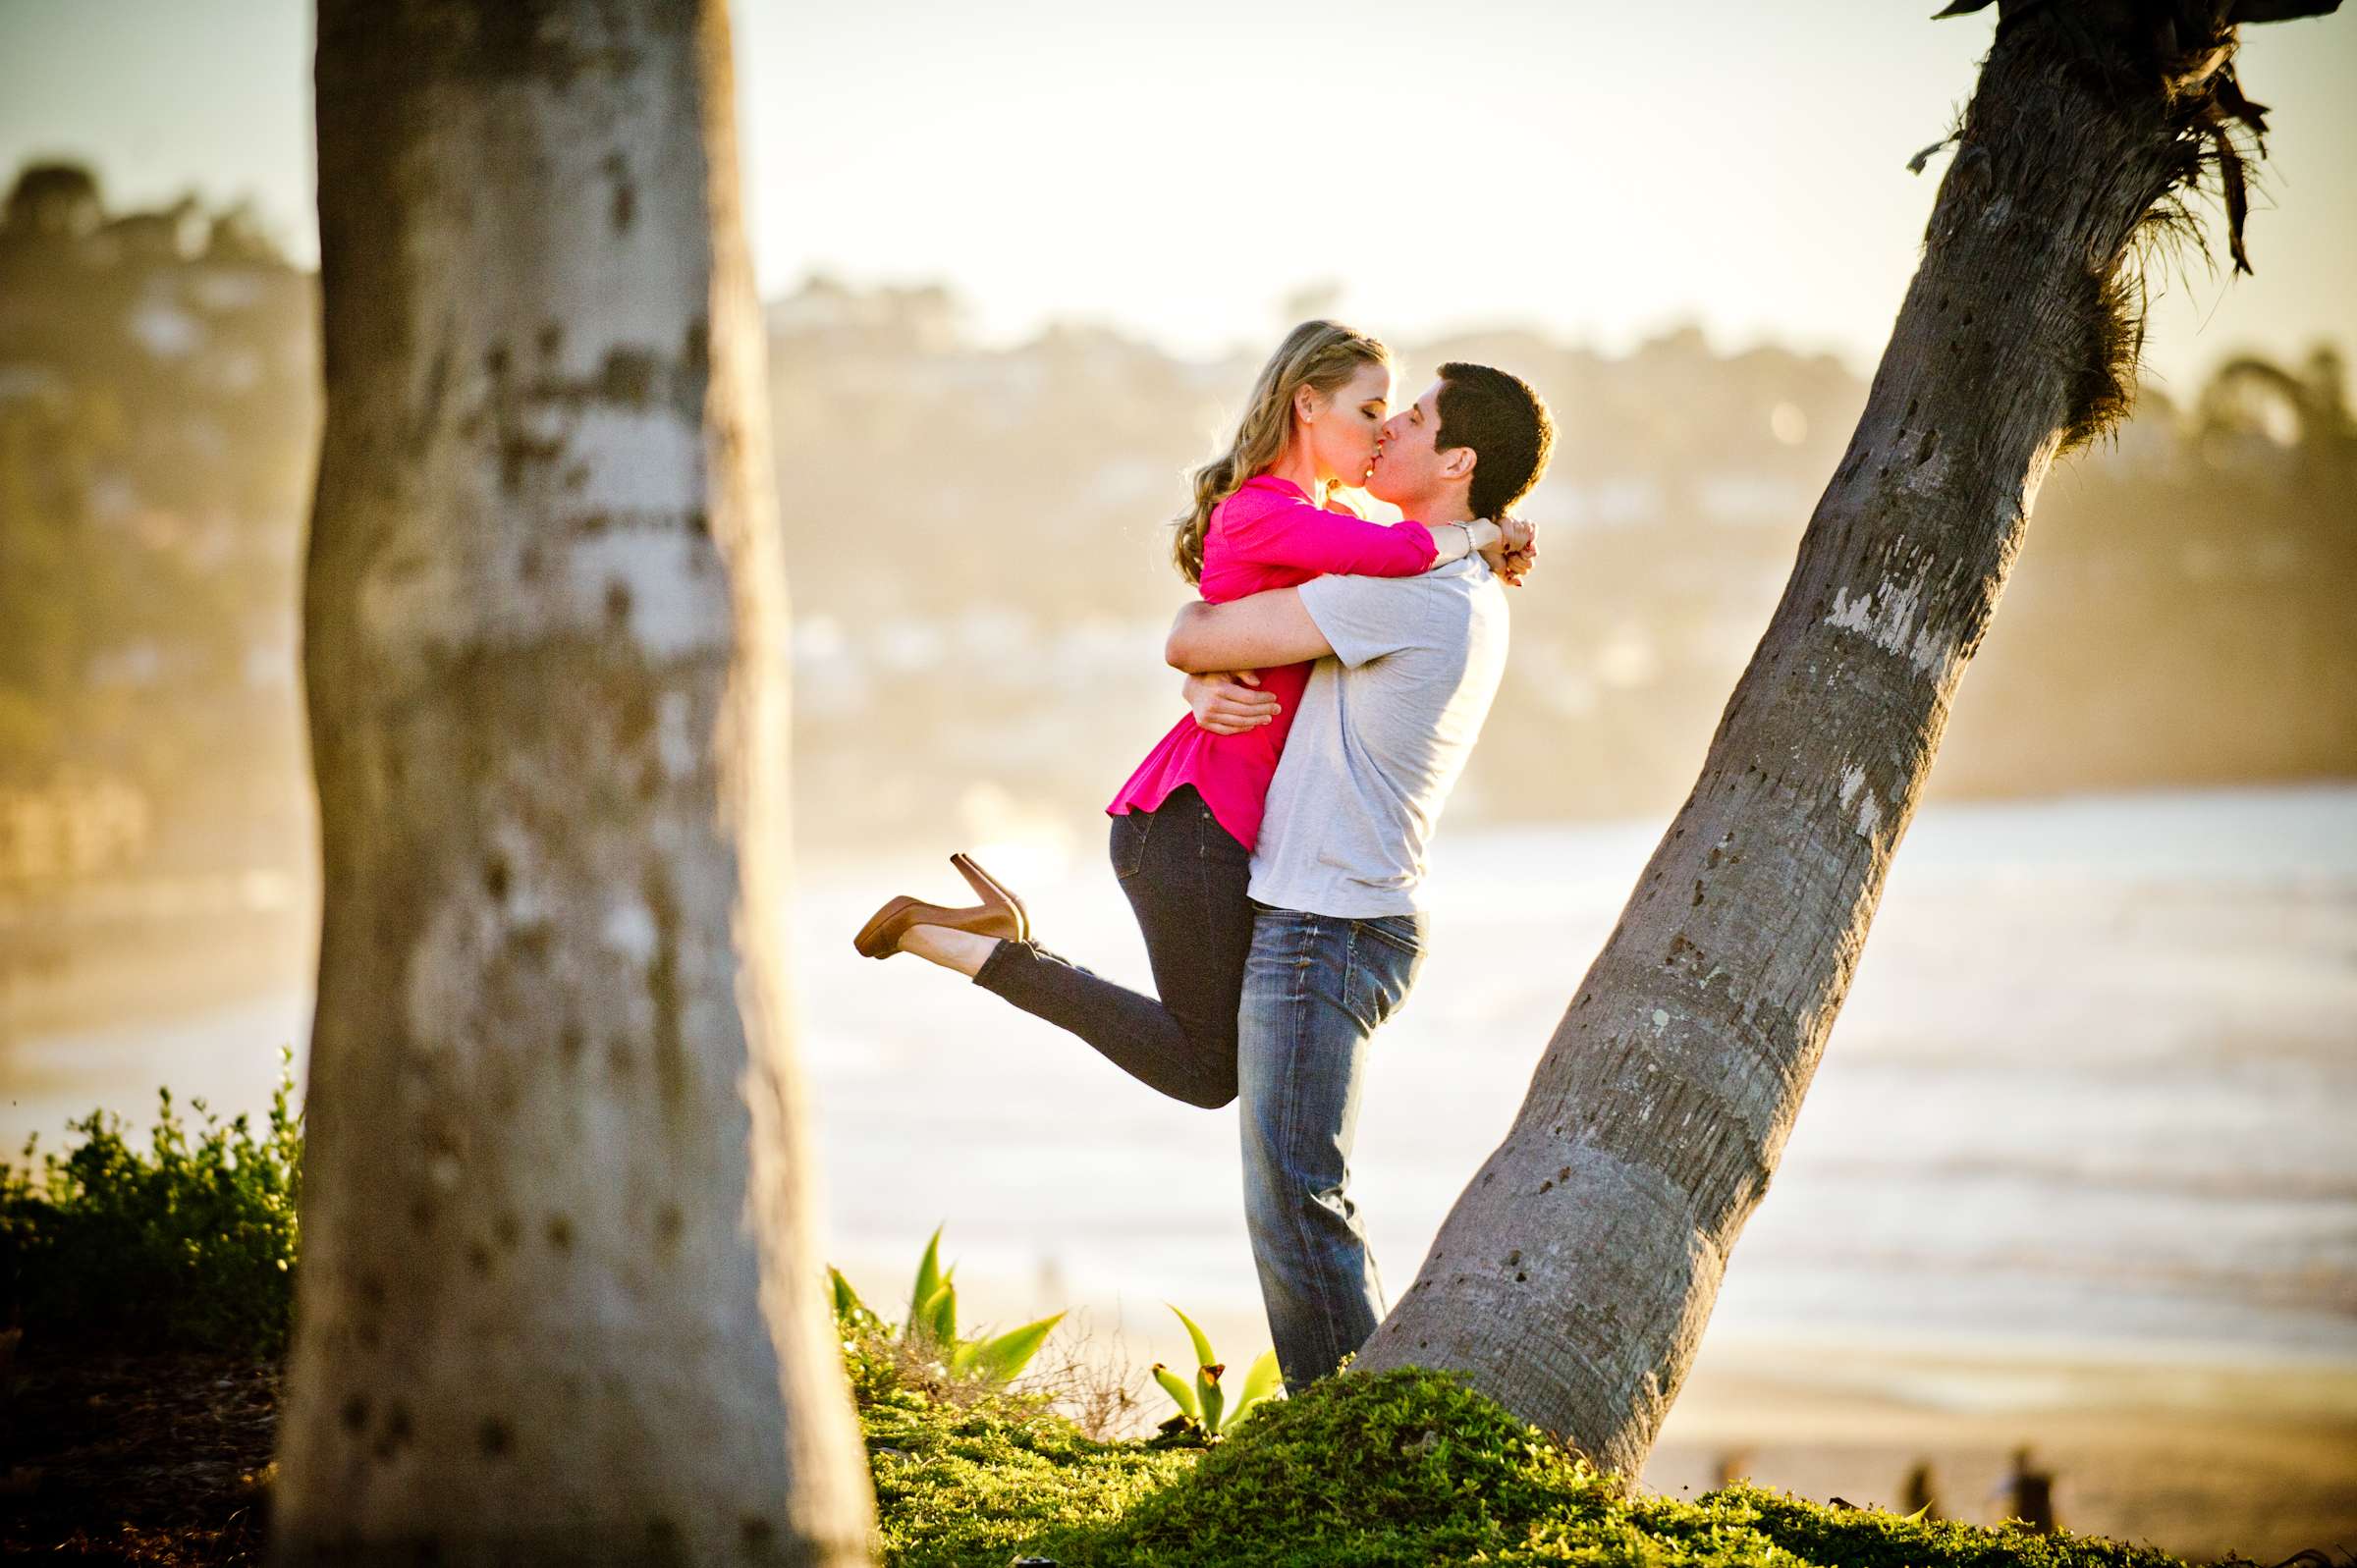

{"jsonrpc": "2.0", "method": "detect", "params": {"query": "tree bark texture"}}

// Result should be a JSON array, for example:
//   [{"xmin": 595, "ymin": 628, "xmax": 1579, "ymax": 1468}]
[
  {"xmin": 274, "ymin": 3, "xmax": 873, "ymax": 1562},
  {"xmin": 1351, "ymin": 6, "xmax": 2304, "ymax": 1476}
]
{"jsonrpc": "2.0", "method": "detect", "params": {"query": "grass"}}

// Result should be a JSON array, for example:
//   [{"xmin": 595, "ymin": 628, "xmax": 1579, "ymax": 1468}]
[
  {"xmin": 844, "ymin": 1332, "xmax": 2229, "ymax": 1568},
  {"xmin": 850, "ymin": 1339, "xmax": 1198, "ymax": 1566},
  {"xmin": 0, "ymin": 1069, "xmax": 2277, "ymax": 1566}
]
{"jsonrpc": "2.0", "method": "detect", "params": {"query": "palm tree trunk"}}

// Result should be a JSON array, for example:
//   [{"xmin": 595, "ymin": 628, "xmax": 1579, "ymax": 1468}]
[
  {"xmin": 1350, "ymin": 0, "xmax": 2336, "ymax": 1476},
  {"xmin": 273, "ymin": 3, "xmax": 874, "ymax": 1561}
]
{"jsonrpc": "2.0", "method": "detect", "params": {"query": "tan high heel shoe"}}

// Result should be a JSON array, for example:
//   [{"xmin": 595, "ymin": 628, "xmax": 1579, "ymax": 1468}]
[
  {"xmin": 851, "ymin": 852, "xmax": 1030, "ymax": 959},
  {"xmin": 948, "ymin": 852, "xmax": 1028, "ymax": 943}
]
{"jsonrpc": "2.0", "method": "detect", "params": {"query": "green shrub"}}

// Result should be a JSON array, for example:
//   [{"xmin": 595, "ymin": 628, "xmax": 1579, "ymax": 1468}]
[{"xmin": 0, "ymin": 1047, "xmax": 302, "ymax": 1356}]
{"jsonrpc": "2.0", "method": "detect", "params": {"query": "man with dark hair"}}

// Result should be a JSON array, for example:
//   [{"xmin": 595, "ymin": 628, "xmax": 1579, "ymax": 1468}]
[
  {"xmin": 1434, "ymin": 360, "xmax": 1557, "ymax": 523},
  {"xmin": 1161, "ymin": 362, "xmax": 1554, "ymax": 1392}
]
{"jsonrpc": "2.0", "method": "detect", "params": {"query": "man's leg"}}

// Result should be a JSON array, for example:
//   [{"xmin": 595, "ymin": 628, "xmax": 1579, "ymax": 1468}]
[{"xmin": 1235, "ymin": 905, "xmax": 1428, "ymax": 1393}]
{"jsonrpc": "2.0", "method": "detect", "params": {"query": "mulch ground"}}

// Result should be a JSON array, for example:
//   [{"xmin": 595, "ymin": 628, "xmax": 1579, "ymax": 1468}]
[{"xmin": 0, "ymin": 1333, "xmax": 280, "ymax": 1565}]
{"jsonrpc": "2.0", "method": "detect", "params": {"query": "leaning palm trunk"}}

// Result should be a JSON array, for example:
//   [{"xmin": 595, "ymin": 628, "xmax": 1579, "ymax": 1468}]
[
  {"xmin": 1351, "ymin": 0, "xmax": 2336, "ymax": 1474},
  {"xmin": 273, "ymin": 3, "xmax": 874, "ymax": 1562}
]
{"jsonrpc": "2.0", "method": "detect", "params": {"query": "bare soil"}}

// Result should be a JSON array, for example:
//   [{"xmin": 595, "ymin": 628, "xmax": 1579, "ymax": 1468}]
[{"xmin": 0, "ymin": 1335, "xmax": 279, "ymax": 1565}]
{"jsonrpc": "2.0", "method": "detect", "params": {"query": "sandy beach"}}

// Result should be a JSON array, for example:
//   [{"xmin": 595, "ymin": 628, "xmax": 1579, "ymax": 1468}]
[{"xmin": 1648, "ymin": 1336, "xmax": 2357, "ymax": 1560}]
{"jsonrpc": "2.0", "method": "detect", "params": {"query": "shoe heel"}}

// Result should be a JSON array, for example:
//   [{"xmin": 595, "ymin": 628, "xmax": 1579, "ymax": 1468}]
[{"xmin": 950, "ymin": 853, "xmax": 1029, "ymax": 943}]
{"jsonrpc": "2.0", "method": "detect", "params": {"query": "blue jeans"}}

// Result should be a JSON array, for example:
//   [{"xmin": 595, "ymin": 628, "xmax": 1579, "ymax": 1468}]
[{"xmin": 1237, "ymin": 901, "xmax": 1429, "ymax": 1393}]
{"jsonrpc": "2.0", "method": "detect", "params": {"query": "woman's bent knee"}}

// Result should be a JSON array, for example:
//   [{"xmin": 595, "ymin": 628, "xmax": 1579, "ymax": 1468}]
[{"xmin": 1183, "ymin": 1066, "xmax": 1238, "ymax": 1110}]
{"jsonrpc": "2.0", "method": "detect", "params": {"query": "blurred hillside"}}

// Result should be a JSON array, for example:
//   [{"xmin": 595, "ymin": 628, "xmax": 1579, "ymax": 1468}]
[
  {"xmin": 0, "ymin": 164, "xmax": 314, "ymax": 887},
  {"xmin": 770, "ymin": 271, "xmax": 2357, "ymax": 857},
  {"xmin": 2, "ymin": 160, "xmax": 2352, "ymax": 892}
]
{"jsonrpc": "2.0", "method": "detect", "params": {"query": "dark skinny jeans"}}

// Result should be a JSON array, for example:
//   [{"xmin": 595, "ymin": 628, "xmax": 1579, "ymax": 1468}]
[{"xmin": 971, "ymin": 784, "xmax": 1249, "ymax": 1109}]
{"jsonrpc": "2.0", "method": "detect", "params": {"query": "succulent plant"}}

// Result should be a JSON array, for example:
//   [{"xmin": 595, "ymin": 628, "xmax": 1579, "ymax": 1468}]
[
  {"xmin": 828, "ymin": 1223, "xmax": 1064, "ymax": 1387},
  {"xmin": 1147, "ymin": 1302, "xmax": 1281, "ymax": 1444}
]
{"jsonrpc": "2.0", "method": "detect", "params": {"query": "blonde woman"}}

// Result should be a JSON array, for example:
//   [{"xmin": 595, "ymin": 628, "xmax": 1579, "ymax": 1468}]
[{"xmin": 854, "ymin": 320, "xmax": 1519, "ymax": 1108}]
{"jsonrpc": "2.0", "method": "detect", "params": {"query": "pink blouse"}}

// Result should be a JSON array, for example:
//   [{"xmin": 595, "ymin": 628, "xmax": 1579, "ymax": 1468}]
[{"xmin": 1106, "ymin": 475, "xmax": 1439, "ymax": 853}]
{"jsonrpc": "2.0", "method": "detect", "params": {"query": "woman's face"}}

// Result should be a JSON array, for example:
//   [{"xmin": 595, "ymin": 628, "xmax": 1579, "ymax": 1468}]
[{"xmin": 1300, "ymin": 359, "xmax": 1394, "ymax": 488}]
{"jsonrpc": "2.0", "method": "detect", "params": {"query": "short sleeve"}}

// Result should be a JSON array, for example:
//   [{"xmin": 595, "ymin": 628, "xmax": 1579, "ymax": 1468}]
[{"xmin": 1295, "ymin": 572, "xmax": 1438, "ymax": 669}]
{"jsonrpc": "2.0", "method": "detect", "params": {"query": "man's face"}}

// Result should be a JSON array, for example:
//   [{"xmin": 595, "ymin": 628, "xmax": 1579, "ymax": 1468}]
[{"xmin": 1365, "ymin": 379, "xmax": 1461, "ymax": 508}]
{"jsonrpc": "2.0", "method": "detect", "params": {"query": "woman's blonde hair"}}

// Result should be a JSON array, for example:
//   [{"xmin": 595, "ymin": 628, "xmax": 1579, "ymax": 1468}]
[{"xmin": 1170, "ymin": 319, "xmax": 1392, "ymax": 585}]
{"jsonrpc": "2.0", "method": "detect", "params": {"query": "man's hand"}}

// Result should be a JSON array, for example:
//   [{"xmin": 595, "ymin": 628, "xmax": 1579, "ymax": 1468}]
[
  {"xmin": 1484, "ymin": 514, "xmax": 1539, "ymax": 588},
  {"xmin": 1183, "ymin": 670, "xmax": 1281, "ymax": 735}
]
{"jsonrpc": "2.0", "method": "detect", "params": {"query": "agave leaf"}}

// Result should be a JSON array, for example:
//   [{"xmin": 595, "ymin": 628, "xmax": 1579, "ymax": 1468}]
[
  {"xmin": 1227, "ymin": 1348, "xmax": 1282, "ymax": 1427},
  {"xmin": 962, "ymin": 1312, "xmax": 1065, "ymax": 1385},
  {"xmin": 907, "ymin": 1224, "xmax": 946, "ymax": 1328},
  {"xmin": 1151, "ymin": 1362, "xmax": 1201, "ymax": 1421},
  {"xmin": 828, "ymin": 1266, "xmax": 874, "ymax": 1326},
  {"xmin": 907, "ymin": 1280, "xmax": 956, "ymax": 1348},
  {"xmin": 923, "ymin": 1275, "xmax": 959, "ymax": 1346},
  {"xmin": 1197, "ymin": 1361, "xmax": 1226, "ymax": 1435},
  {"xmin": 1167, "ymin": 1302, "xmax": 1218, "ymax": 1371},
  {"xmin": 947, "ymin": 1338, "xmax": 979, "ymax": 1374}
]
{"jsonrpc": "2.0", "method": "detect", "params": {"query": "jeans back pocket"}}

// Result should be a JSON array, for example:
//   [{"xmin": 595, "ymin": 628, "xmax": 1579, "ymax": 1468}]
[
  {"xmin": 1342, "ymin": 914, "xmax": 1424, "ymax": 1031},
  {"xmin": 1109, "ymin": 809, "xmax": 1152, "ymax": 880},
  {"xmin": 1358, "ymin": 913, "xmax": 1424, "ymax": 960}
]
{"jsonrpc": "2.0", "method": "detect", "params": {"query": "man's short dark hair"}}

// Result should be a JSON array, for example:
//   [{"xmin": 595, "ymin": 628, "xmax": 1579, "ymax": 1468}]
[{"xmin": 1434, "ymin": 362, "xmax": 1555, "ymax": 521}]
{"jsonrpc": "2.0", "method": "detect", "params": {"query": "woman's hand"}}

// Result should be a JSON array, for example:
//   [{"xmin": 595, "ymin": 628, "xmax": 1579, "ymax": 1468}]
[
  {"xmin": 1183, "ymin": 670, "xmax": 1281, "ymax": 735},
  {"xmin": 1484, "ymin": 514, "xmax": 1539, "ymax": 588}
]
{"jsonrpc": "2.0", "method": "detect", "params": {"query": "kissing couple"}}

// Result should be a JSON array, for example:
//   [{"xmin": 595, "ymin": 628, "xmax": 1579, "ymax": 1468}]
[{"xmin": 856, "ymin": 319, "xmax": 1554, "ymax": 1393}]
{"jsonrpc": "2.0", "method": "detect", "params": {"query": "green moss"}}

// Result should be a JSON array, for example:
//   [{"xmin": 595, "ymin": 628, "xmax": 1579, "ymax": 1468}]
[
  {"xmin": 1726, "ymin": 1483, "xmax": 2203, "ymax": 1568},
  {"xmin": 840, "ymin": 1325, "xmax": 1200, "ymax": 1568},
  {"xmin": 1046, "ymin": 1366, "xmax": 1656, "ymax": 1568},
  {"xmin": 855, "ymin": 1363, "xmax": 2227, "ymax": 1568}
]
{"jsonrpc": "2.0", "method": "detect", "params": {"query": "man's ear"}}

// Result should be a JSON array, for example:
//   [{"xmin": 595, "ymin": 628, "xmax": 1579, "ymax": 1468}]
[{"xmin": 1439, "ymin": 445, "xmax": 1477, "ymax": 484}]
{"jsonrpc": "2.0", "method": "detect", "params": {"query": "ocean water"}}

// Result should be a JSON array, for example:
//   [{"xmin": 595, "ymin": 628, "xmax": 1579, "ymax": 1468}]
[{"xmin": 6, "ymin": 783, "xmax": 2354, "ymax": 1371}]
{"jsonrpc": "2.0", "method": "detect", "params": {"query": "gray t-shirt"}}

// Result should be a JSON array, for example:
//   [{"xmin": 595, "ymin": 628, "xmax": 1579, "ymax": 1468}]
[{"xmin": 1247, "ymin": 555, "xmax": 1509, "ymax": 918}]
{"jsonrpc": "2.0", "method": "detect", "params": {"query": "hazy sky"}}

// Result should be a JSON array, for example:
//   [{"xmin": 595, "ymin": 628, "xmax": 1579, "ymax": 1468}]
[{"xmin": 2, "ymin": 0, "xmax": 2350, "ymax": 394}]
